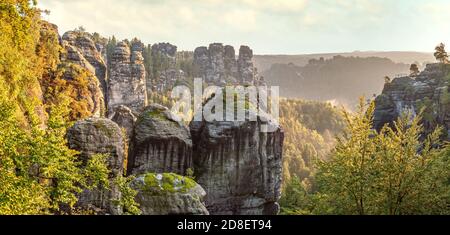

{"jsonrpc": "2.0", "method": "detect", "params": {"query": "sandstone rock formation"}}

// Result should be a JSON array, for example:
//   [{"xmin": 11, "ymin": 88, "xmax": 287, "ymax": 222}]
[
  {"xmin": 190, "ymin": 103, "xmax": 284, "ymax": 215},
  {"xmin": 108, "ymin": 41, "xmax": 147, "ymax": 117},
  {"xmin": 128, "ymin": 104, "xmax": 193, "ymax": 176},
  {"xmin": 150, "ymin": 42, "xmax": 183, "ymax": 92},
  {"xmin": 193, "ymin": 44, "xmax": 264, "ymax": 86},
  {"xmin": 67, "ymin": 118, "xmax": 125, "ymax": 214},
  {"xmin": 238, "ymin": 45, "xmax": 257, "ymax": 85},
  {"xmin": 131, "ymin": 173, "xmax": 209, "ymax": 215},
  {"xmin": 60, "ymin": 42, "xmax": 105, "ymax": 117},
  {"xmin": 111, "ymin": 105, "xmax": 137, "ymax": 139},
  {"xmin": 374, "ymin": 63, "xmax": 450, "ymax": 140},
  {"xmin": 62, "ymin": 31, "xmax": 108, "ymax": 99}
]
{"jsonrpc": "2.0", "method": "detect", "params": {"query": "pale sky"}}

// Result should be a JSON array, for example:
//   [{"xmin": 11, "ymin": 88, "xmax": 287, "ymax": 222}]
[{"xmin": 39, "ymin": 0, "xmax": 450, "ymax": 54}]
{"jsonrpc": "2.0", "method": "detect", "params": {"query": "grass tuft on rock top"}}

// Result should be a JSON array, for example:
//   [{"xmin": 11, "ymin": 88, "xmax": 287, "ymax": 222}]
[
  {"xmin": 147, "ymin": 109, "xmax": 167, "ymax": 120},
  {"xmin": 142, "ymin": 173, "xmax": 196, "ymax": 194}
]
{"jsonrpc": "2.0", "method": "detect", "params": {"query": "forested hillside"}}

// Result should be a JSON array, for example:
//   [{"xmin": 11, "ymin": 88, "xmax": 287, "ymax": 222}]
[
  {"xmin": 254, "ymin": 51, "xmax": 434, "ymax": 72},
  {"xmin": 279, "ymin": 99, "xmax": 344, "ymax": 189},
  {"xmin": 262, "ymin": 56, "xmax": 411, "ymax": 108}
]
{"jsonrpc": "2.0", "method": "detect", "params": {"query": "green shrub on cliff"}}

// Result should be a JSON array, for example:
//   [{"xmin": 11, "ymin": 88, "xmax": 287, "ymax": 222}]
[{"xmin": 0, "ymin": 0, "xmax": 109, "ymax": 215}]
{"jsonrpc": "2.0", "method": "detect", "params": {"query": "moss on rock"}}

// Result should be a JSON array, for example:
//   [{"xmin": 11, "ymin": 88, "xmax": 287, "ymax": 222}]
[{"xmin": 141, "ymin": 173, "xmax": 196, "ymax": 195}]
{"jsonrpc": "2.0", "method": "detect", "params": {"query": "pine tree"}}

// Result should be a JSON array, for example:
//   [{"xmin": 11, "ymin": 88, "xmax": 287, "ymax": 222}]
[
  {"xmin": 410, "ymin": 64, "xmax": 420, "ymax": 77},
  {"xmin": 434, "ymin": 43, "xmax": 449, "ymax": 64}
]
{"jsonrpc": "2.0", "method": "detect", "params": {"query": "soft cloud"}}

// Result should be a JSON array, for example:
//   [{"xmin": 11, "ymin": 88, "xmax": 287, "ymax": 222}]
[
  {"xmin": 38, "ymin": 0, "xmax": 450, "ymax": 54},
  {"xmin": 242, "ymin": 0, "xmax": 308, "ymax": 12}
]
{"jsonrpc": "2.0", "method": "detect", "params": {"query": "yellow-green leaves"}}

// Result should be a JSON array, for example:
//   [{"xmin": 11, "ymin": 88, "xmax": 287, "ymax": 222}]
[{"xmin": 314, "ymin": 99, "xmax": 450, "ymax": 215}]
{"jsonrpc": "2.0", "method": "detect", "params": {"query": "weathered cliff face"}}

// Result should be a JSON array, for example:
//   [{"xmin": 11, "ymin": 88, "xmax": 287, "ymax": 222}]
[
  {"xmin": 190, "ymin": 107, "xmax": 284, "ymax": 215},
  {"xmin": 60, "ymin": 42, "xmax": 105, "ymax": 117},
  {"xmin": 194, "ymin": 44, "xmax": 265, "ymax": 86},
  {"xmin": 131, "ymin": 173, "xmax": 209, "ymax": 215},
  {"xmin": 108, "ymin": 41, "xmax": 147, "ymax": 117},
  {"xmin": 111, "ymin": 105, "xmax": 137, "ymax": 139},
  {"xmin": 150, "ymin": 42, "xmax": 184, "ymax": 92},
  {"xmin": 374, "ymin": 63, "xmax": 450, "ymax": 140},
  {"xmin": 67, "ymin": 118, "xmax": 125, "ymax": 215},
  {"xmin": 62, "ymin": 31, "xmax": 108, "ymax": 99},
  {"xmin": 193, "ymin": 44, "xmax": 266, "ymax": 87},
  {"xmin": 237, "ymin": 46, "xmax": 257, "ymax": 85},
  {"xmin": 194, "ymin": 43, "xmax": 238, "ymax": 86},
  {"xmin": 128, "ymin": 104, "xmax": 193, "ymax": 176}
]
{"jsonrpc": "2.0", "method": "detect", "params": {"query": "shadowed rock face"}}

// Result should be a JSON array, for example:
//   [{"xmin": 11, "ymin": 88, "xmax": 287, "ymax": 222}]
[
  {"xmin": 108, "ymin": 41, "xmax": 147, "ymax": 117},
  {"xmin": 67, "ymin": 118, "xmax": 125, "ymax": 215},
  {"xmin": 190, "ymin": 108, "xmax": 284, "ymax": 215},
  {"xmin": 131, "ymin": 173, "xmax": 209, "ymax": 215},
  {"xmin": 374, "ymin": 63, "xmax": 450, "ymax": 140},
  {"xmin": 111, "ymin": 105, "xmax": 137, "ymax": 139},
  {"xmin": 128, "ymin": 104, "xmax": 193, "ymax": 176}
]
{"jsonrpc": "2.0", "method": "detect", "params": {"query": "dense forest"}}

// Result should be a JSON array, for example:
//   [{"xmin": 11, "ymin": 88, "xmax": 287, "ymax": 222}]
[{"xmin": 279, "ymin": 99, "xmax": 344, "ymax": 189}]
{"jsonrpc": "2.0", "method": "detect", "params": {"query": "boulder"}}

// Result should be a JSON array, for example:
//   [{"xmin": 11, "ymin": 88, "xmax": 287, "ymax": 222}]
[
  {"xmin": 131, "ymin": 173, "xmax": 209, "ymax": 215},
  {"xmin": 67, "ymin": 118, "xmax": 125, "ymax": 214},
  {"xmin": 128, "ymin": 104, "xmax": 193, "ymax": 175}
]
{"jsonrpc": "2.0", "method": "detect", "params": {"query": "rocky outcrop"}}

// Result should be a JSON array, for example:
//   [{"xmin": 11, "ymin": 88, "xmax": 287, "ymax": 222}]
[
  {"xmin": 238, "ymin": 46, "xmax": 256, "ymax": 85},
  {"xmin": 111, "ymin": 105, "xmax": 137, "ymax": 139},
  {"xmin": 62, "ymin": 31, "xmax": 108, "ymax": 99},
  {"xmin": 224, "ymin": 45, "xmax": 239, "ymax": 80},
  {"xmin": 131, "ymin": 173, "xmax": 209, "ymax": 215},
  {"xmin": 194, "ymin": 44, "xmax": 263, "ymax": 86},
  {"xmin": 60, "ymin": 42, "xmax": 105, "ymax": 117},
  {"xmin": 108, "ymin": 41, "xmax": 147, "ymax": 117},
  {"xmin": 150, "ymin": 43, "xmax": 184, "ymax": 92},
  {"xmin": 190, "ymin": 104, "xmax": 284, "ymax": 215},
  {"xmin": 67, "ymin": 118, "xmax": 125, "ymax": 214},
  {"xmin": 128, "ymin": 104, "xmax": 193, "ymax": 176},
  {"xmin": 374, "ymin": 63, "xmax": 450, "ymax": 140},
  {"xmin": 152, "ymin": 42, "xmax": 177, "ymax": 58}
]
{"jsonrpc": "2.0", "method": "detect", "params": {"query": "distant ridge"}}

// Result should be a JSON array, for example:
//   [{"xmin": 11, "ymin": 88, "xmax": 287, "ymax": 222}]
[{"xmin": 254, "ymin": 51, "xmax": 434, "ymax": 72}]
